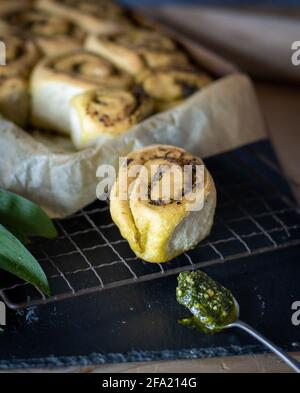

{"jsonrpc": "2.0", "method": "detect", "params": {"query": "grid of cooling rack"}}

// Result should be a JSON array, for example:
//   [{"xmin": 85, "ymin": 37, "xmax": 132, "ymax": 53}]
[{"xmin": 1, "ymin": 144, "xmax": 300, "ymax": 309}]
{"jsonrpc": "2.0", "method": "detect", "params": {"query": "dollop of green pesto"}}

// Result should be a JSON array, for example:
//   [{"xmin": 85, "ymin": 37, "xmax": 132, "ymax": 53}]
[{"xmin": 176, "ymin": 270, "xmax": 238, "ymax": 334}]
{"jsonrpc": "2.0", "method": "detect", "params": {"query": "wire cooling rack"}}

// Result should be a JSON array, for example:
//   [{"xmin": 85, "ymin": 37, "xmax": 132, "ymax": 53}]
[{"xmin": 1, "ymin": 142, "xmax": 300, "ymax": 309}]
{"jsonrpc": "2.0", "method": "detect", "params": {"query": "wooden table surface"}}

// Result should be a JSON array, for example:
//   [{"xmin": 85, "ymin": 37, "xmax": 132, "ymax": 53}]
[
  {"xmin": 3, "ymin": 352, "xmax": 300, "ymax": 373},
  {"xmin": 6, "ymin": 5, "xmax": 300, "ymax": 374}
]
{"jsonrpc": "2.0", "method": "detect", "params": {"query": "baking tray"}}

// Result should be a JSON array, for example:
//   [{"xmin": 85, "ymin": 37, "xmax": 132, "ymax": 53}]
[{"xmin": 1, "ymin": 140, "xmax": 299, "ymax": 310}]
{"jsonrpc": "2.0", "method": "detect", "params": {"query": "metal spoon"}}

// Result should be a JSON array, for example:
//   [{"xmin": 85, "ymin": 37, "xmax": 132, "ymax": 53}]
[{"xmin": 225, "ymin": 299, "xmax": 300, "ymax": 373}]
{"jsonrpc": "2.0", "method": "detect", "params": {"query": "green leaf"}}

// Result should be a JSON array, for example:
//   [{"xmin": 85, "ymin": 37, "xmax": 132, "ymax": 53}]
[
  {"xmin": 0, "ymin": 224, "xmax": 50, "ymax": 296},
  {"xmin": 0, "ymin": 189, "xmax": 57, "ymax": 243}
]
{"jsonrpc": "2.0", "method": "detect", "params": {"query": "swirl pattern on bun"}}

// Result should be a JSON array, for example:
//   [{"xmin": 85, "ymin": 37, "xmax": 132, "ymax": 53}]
[
  {"xmin": 2, "ymin": 9, "xmax": 85, "ymax": 56},
  {"xmin": 0, "ymin": 34, "xmax": 39, "ymax": 126},
  {"xmin": 36, "ymin": 0, "xmax": 130, "ymax": 35},
  {"xmin": 110, "ymin": 145, "xmax": 216, "ymax": 263},
  {"xmin": 85, "ymin": 29, "xmax": 189, "ymax": 75},
  {"xmin": 137, "ymin": 66, "xmax": 212, "ymax": 111},
  {"xmin": 30, "ymin": 50, "xmax": 133, "ymax": 134},
  {"xmin": 70, "ymin": 87, "xmax": 154, "ymax": 149}
]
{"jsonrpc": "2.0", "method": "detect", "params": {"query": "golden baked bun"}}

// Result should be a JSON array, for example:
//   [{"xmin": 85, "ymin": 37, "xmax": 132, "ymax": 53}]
[
  {"xmin": 30, "ymin": 50, "xmax": 133, "ymax": 134},
  {"xmin": 110, "ymin": 145, "xmax": 216, "ymax": 263},
  {"xmin": 70, "ymin": 87, "xmax": 154, "ymax": 149},
  {"xmin": 0, "ymin": 33, "xmax": 39, "ymax": 126},
  {"xmin": 137, "ymin": 66, "xmax": 212, "ymax": 112},
  {"xmin": 2, "ymin": 9, "xmax": 85, "ymax": 56},
  {"xmin": 36, "ymin": 0, "xmax": 130, "ymax": 35},
  {"xmin": 85, "ymin": 29, "xmax": 189, "ymax": 76}
]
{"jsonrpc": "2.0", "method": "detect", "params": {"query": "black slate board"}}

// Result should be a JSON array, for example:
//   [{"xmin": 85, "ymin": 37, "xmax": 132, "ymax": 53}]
[{"xmin": 0, "ymin": 140, "xmax": 299, "ymax": 369}]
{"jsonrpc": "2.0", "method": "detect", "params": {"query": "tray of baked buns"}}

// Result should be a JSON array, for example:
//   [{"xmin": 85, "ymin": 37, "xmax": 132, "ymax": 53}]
[
  {"xmin": 0, "ymin": 0, "xmax": 265, "ymax": 217},
  {"xmin": 2, "ymin": 0, "xmax": 298, "ymax": 310}
]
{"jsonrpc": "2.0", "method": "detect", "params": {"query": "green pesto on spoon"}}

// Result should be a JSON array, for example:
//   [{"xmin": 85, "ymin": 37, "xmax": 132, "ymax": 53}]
[{"xmin": 176, "ymin": 270, "xmax": 300, "ymax": 373}]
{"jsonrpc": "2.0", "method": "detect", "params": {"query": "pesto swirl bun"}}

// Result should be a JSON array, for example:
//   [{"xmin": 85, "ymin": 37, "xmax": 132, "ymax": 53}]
[
  {"xmin": 137, "ymin": 66, "xmax": 212, "ymax": 112},
  {"xmin": 85, "ymin": 29, "xmax": 189, "ymax": 76},
  {"xmin": 2, "ymin": 9, "xmax": 85, "ymax": 56},
  {"xmin": 70, "ymin": 87, "xmax": 154, "ymax": 149},
  {"xmin": 110, "ymin": 145, "xmax": 216, "ymax": 263},
  {"xmin": 30, "ymin": 50, "xmax": 133, "ymax": 134},
  {"xmin": 36, "ymin": 0, "xmax": 130, "ymax": 35},
  {"xmin": 0, "ymin": 33, "xmax": 39, "ymax": 126}
]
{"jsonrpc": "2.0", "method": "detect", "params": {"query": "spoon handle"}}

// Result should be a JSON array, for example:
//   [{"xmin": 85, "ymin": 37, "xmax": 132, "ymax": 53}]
[{"xmin": 229, "ymin": 320, "xmax": 300, "ymax": 373}]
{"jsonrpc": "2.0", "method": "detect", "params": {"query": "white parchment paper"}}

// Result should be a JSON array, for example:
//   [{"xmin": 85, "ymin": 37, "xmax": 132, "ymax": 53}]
[{"xmin": 0, "ymin": 74, "xmax": 266, "ymax": 218}]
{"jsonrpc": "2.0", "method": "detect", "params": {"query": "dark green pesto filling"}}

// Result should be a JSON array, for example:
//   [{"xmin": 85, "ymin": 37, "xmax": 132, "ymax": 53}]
[{"xmin": 176, "ymin": 270, "xmax": 238, "ymax": 334}]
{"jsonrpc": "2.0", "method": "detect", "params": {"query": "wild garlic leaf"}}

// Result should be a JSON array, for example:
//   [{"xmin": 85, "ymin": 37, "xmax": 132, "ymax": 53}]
[
  {"xmin": 0, "ymin": 189, "xmax": 57, "ymax": 243},
  {"xmin": 0, "ymin": 224, "xmax": 50, "ymax": 296}
]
